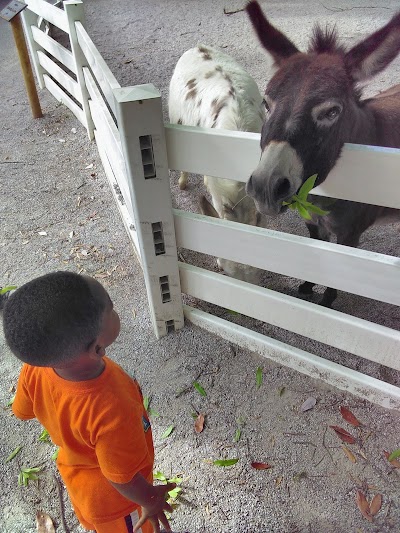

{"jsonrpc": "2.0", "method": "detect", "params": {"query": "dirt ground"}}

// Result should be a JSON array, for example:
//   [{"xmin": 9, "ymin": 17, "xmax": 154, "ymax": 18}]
[{"xmin": 1, "ymin": 1, "xmax": 400, "ymax": 532}]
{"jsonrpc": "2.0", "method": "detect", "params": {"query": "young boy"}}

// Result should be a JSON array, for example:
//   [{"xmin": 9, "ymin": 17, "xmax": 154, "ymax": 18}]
[{"xmin": 3, "ymin": 271, "xmax": 174, "ymax": 533}]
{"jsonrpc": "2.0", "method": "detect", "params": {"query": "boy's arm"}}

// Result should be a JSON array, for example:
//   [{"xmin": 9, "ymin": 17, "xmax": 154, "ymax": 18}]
[
  {"xmin": 12, "ymin": 366, "xmax": 35, "ymax": 420},
  {"xmin": 108, "ymin": 474, "xmax": 175, "ymax": 533}
]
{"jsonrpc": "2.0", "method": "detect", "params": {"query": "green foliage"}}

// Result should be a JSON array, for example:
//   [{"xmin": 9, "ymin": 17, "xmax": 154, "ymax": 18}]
[
  {"xmin": 38, "ymin": 429, "xmax": 51, "ymax": 443},
  {"xmin": 18, "ymin": 466, "xmax": 43, "ymax": 487},
  {"xmin": 388, "ymin": 448, "xmax": 400, "ymax": 462},
  {"xmin": 0, "ymin": 286, "xmax": 17, "ymax": 295},
  {"xmin": 161, "ymin": 425, "xmax": 174, "ymax": 439},
  {"xmin": 193, "ymin": 381, "xmax": 206, "ymax": 397},
  {"xmin": 51, "ymin": 449, "xmax": 59, "ymax": 461},
  {"xmin": 282, "ymin": 174, "xmax": 330, "ymax": 220},
  {"xmin": 5, "ymin": 445, "xmax": 22, "ymax": 463},
  {"xmin": 143, "ymin": 396, "xmax": 159, "ymax": 418},
  {"xmin": 256, "ymin": 367, "xmax": 263, "ymax": 389},
  {"xmin": 213, "ymin": 458, "xmax": 239, "ymax": 467}
]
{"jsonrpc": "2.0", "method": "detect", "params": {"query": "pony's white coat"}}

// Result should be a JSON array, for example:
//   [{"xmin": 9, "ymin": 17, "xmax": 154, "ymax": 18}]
[{"xmin": 169, "ymin": 45, "xmax": 265, "ymax": 283}]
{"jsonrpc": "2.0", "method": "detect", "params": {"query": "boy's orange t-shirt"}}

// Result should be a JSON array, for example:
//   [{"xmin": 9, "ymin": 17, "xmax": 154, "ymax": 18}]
[{"xmin": 12, "ymin": 356, "xmax": 154, "ymax": 525}]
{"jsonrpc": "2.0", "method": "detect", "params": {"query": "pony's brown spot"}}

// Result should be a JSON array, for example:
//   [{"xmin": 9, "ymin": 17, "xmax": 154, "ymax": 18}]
[
  {"xmin": 198, "ymin": 46, "xmax": 209, "ymax": 54},
  {"xmin": 177, "ymin": 118, "xmax": 183, "ymax": 125},
  {"xmin": 224, "ymin": 73, "xmax": 232, "ymax": 85},
  {"xmin": 186, "ymin": 88, "xmax": 197, "ymax": 100},
  {"xmin": 197, "ymin": 99, "xmax": 202, "ymax": 107},
  {"xmin": 212, "ymin": 96, "xmax": 229, "ymax": 125},
  {"xmin": 215, "ymin": 66, "xmax": 223, "ymax": 73},
  {"xmin": 229, "ymin": 86, "xmax": 236, "ymax": 98},
  {"xmin": 204, "ymin": 71, "xmax": 216, "ymax": 79},
  {"xmin": 186, "ymin": 78, "xmax": 196, "ymax": 90},
  {"xmin": 197, "ymin": 119, "xmax": 201, "ymax": 126},
  {"xmin": 202, "ymin": 52, "xmax": 212, "ymax": 60}
]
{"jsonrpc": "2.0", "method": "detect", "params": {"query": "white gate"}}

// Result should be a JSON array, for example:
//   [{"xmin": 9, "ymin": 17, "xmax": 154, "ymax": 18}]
[{"xmin": 21, "ymin": 0, "xmax": 400, "ymax": 409}]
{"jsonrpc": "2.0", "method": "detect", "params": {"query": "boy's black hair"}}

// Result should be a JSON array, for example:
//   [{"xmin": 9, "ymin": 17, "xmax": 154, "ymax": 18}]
[{"xmin": 3, "ymin": 271, "xmax": 106, "ymax": 366}]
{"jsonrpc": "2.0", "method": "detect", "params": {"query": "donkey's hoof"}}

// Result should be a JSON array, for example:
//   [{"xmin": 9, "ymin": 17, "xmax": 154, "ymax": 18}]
[{"xmin": 299, "ymin": 282, "xmax": 314, "ymax": 295}]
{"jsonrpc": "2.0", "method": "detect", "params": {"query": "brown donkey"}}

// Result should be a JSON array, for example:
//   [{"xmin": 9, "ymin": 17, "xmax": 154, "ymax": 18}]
[{"xmin": 245, "ymin": 1, "xmax": 400, "ymax": 307}]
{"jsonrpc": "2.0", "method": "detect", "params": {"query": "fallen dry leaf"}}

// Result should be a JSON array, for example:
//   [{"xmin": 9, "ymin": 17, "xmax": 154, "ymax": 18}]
[
  {"xmin": 356, "ymin": 491, "xmax": 373, "ymax": 522},
  {"xmin": 251, "ymin": 462, "xmax": 272, "ymax": 470},
  {"xmin": 340, "ymin": 406, "xmax": 361, "ymax": 427},
  {"xmin": 330, "ymin": 426, "xmax": 356, "ymax": 444},
  {"xmin": 342, "ymin": 445, "xmax": 356, "ymax": 463},
  {"xmin": 194, "ymin": 414, "xmax": 205, "ymax": 434},
  {"xmin": 369, "ymin": 493, "xmax": 382, "ymax": 516},
  {"xmin": 300, "ymin": 397, "xmax": 317, "ymax": 412},
  {"xmin": 36, "ymin": 511, "xmax": 55, "ymax": 533},
  {"xmin": 383, "ymin": 450, "xmax": 400, "ymax": 468}
]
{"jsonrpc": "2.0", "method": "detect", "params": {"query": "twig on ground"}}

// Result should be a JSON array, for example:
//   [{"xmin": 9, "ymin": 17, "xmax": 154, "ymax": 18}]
[
  {"xmin": 319, "ymin": 2, "xmax": 391, "ymax": 12},
  {"xmin": 53, "ymin": 474, "xmax": 69, "ymax": 533},
  {"xmin": 223, "ymin": 7, "xmax": 245, "ymax": 15}
]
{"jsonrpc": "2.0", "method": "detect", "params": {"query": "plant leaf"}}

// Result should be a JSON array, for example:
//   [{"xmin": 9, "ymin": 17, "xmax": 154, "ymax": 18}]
[
  {"xmin": 302, "ymin": 203, "xmax": 330, "ymax": 216},
  {"xmin": 342, "ymin": 445, "xmax": 356, "ymax": 463},
  {"xmin": 296, "ymin": 203, "xmax": 312, "ymax": 220},
  {"xmin": 38, "ymin": 429, "xmax": 51, "ymax": 443},
  {"xmin": 5, "ymin": 445, "xmax": 22, "ymax": 463},
  {"xmin": 388, "ymin": 448, "xmax": 400, "ymax": 462},
  {"xmin": 329, "ymin": 426, "xmax": 356, "ymax": 444},
  {"xmin": 153, "ymin": 471, "xmax": 168, "ymax": 482},
  {"xmin": 383, "ymin": 450, "xmax": 400, "ymax": 468},
  {"xmin": 256, "ymin": 367, "xmax": 263, "ymax": 389},
  {"xmin": 0, "ymin": 285, "xmax": 17, "ymax": 295},
  {"xmin": 278, "ymin": 386, "xmax": 285, "ymax": 397},
  {"xmin": 36, "ymin": 511, "xmax": 55, "ymax": 533},
  {"xmin": 194, "ymin": 413, "xmax": 205, "ymax": 434},
  {"xmin": 51, "ymin": 449, "xmax": 59, "ymax": 461},
  {"xmin": 162, "ymin": 425, "xmax": 174, "ymax": 439},
  {"xmin": 356, "ymin": 490, "xmax": 373, "ymax": 522},
  {"xmin": 143, "ymin": 396, "xmax": 150, "ymax": 411},
  {"xmin": 213, "ymin": 458, "xmax": 239, "ymax": 467},
  {"xmin": 193, "ymin": 381, "xmax": 206, "ymax": 397},
  {"xmin": 297, "ymin": 174, "xmax": 318, "ymax": 201},
  {"xmin": 300, "ymin": 397, "xmax": 316, "ymax": 412},
  {"xmin": 7, "ymin": 394, "xmax": 16, "ymax": 407},
  {"xmin": 369, "ymin": 494, "xmax": 382, "ymax": 516},
  {"xmin": 234, "ymin": 428, "xmax": 241, "ymax": 442},
  {"xmin": 251, "ymin": 462, "xmax": 272, "ymax": 470},
  {"xmin": 340, "ymin": 406, "xmax": 361, "ymax": 427}
]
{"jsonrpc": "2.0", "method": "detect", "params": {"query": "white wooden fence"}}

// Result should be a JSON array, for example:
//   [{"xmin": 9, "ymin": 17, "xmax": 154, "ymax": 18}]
[{"xmin": 21, "ymin": 0, "xmax": 400, "ymax": 409}]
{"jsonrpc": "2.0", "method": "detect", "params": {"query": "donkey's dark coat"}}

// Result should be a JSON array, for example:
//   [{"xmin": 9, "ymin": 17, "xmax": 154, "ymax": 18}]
[{"xmin": 245, "ymin": 1, "xmax": 400, "ymax": 306}]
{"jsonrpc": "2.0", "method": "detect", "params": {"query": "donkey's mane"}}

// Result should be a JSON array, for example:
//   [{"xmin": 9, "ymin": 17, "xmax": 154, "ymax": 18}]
[{"xmin": 308, "ymin": 24, "xmax": 346, "ymax": 54}]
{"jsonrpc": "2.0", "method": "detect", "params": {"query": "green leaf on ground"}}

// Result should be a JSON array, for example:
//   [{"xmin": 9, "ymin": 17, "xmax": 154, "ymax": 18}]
[
  {"xmin": 38, "ymin": 429, "xmax": 51, "ymax": 443},
  {"xmin": 234, "ymin": 428, "xmax": 241, "ymax": 443},
  {"xmin": 213, "ymin": 458, "xmax": 239, "ymax": 467},
  {"xmin": 5, "ymin": 445, "xmax": 22, "ymax": 463},
  {"xmin": 388, "ymin": 448, "xmax": 400, "ymax": 462},
  {"xmin": 0, "ymin": 286, "xmax": 17, "ymax": 295},
  {"xmin": 256, "ymin": 367, "xmax": 263, "ymax": 389},
  {"xmin": 162, "ymin": 425, "xmax": 174, "ymax": 439},
  {"xmin": 193, "ymin": 381, "xmax": 206, "ymax": 397}
]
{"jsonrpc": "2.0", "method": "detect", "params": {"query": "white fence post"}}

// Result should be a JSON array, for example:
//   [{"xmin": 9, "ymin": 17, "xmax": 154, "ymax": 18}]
[
  {"xmin": 21, "ymin": 8, "xmax": 46, "ymax": 89},
  {"xmin": 63, "ymin": 0, "xmax": 94, "ymax": 139},
  {"xmin": 113, "ymin": 84, "xmax": 184, "ymax": 338}
]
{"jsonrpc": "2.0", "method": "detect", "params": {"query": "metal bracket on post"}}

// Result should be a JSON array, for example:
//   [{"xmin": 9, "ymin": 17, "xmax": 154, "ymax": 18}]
[
  {"xmin": 64, "ymin": 0, "xmax": 94, "ymax": 140},
  {"xmin": 113, "ymin": 84, "xmax": 184, "ymax": 338}
]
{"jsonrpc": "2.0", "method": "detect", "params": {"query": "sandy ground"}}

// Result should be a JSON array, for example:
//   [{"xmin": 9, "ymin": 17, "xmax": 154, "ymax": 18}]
[{"xmin": 1, "ymin": 1, "xmax": 400, "ymax": 532}]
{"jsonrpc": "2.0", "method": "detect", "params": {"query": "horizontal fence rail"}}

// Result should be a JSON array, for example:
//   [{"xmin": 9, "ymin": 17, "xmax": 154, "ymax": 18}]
[
  {"xmin": 174, "ymin": 209, "xmax": 400, "ymax": 306},
  {"xmin": 184, "ymin": 305, "xmax": 400, "ymax": 410},
  {"xmin": 179, "ymin": 263, "xmax": 400, "ymax": 371},
  {"xmin": 166, "ymin": 124, "xmax": 400, "ymax": 209}
]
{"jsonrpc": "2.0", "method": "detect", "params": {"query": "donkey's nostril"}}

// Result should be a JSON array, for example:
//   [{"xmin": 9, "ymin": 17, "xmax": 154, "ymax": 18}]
[
  {"xmin": 274, "ymin": 177, "xmax": 291, "ymax": 200},
  {"xmin": 246, "ymin": 175, "xmax": 254, "ymax": 195}
]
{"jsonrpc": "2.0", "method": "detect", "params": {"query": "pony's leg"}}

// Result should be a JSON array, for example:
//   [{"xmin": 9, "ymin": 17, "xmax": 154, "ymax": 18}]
[
  {"xmin": 178, "ymin": 171, "xmax": 188, "ymax": 190},
  {"xmin": 298, "ymin": 223, "xmax": 327, "ymax": 295}
]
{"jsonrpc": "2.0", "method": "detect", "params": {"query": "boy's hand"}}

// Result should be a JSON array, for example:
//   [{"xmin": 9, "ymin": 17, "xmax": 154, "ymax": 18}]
[{"xmin": 132, "ymin": 482, "xmax": 175, "ymax": 533}]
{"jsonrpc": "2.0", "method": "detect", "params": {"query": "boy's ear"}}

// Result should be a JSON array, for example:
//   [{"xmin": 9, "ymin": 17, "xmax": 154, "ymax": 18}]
[{"xmin": 94, "ymin": 345, "xmax": 106, "ymax": 358}]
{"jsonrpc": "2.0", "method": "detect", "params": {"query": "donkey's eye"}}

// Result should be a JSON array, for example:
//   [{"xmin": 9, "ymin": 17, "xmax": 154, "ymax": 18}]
[{"xmin": 319, "ymin": 106, "xmax": 341, "ymax": 121}]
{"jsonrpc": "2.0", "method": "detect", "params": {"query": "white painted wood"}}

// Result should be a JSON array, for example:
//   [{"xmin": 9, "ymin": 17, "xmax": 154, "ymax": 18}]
[
  {"xmin": 173, "ymin": 209, "xmax": 400, "ymax": 306},
  {"xmin": 184, "ymin": 305, "xmax": 400, "ymax": 410},
  {"xmin": 43, "ymin": 74, "xmax": 85, "ymax": 125},
  {"xmin": 21, "ymin": 9, "xmax": 45, "ymax": 89},
  {"xmin": 94, "ymin": 130, "xmax": 141, "ymax": 264},
  {"xmin": 86, "ymin": 86, "xmax": 133, "ymax": 221},
  {"xmin": 64, "ymin": 1, "xmax": 94, "ymax": 139},
  {"xmin": 24, "ymin": 0, "xmax": 69, "ymax": 33},
  {"xmin": 114, "ymin": 85, "xmax": 184, "ymax": 337},
  {"xmin": 75, "ymin": 21, "xmax": 120, "ymax": 117},
  {"xmin": 37, "ymin": 51, "xmax": 81, "ymax": 102},
  {"xmin": 179, "ymin": 263, "xmax": 400, "ymax": 371},
  {"xmin": 165, "ymin": 124, "xmax": 400, "ymax": 209},
  {"xmin": 32, "ymin": 26, "xmax": 76, "ymax": 75}
]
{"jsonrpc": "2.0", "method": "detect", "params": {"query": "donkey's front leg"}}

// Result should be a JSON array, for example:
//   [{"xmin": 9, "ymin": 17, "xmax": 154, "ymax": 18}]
[{"xmin": 298, "ymin": 222, "xmax": 327, "ymax": 296}]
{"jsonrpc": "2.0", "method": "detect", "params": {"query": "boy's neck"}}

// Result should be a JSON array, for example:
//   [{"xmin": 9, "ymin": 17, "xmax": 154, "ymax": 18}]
[{"xmin": 53, "ymin": 358, "xmax": 106, "ymax": 382}]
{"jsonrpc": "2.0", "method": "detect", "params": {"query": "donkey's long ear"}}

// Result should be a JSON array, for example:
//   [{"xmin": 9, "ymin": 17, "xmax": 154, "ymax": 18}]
[
  {"xmin": 344, "ymin": 11, "xmax": 400, "ymax": 82},
  {"xmin": 246, "ymin": 1, "xmax": 299, "ymax": 65}
]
